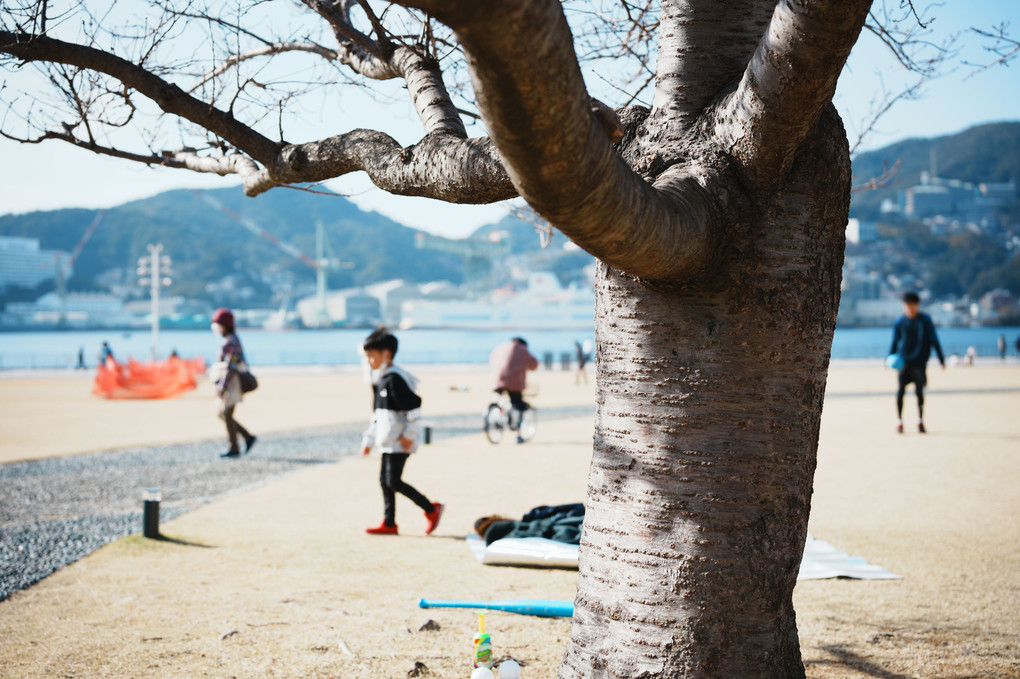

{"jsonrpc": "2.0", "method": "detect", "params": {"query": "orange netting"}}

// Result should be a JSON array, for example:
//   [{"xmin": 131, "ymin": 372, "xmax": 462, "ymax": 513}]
[{"xmin": 92, "ymin": 355, "xmax": 207, "ymax": 400}]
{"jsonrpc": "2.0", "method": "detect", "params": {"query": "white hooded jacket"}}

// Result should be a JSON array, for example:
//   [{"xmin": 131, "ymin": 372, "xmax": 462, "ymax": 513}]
[{"xmin": 361, "ymin": 364, "xmax": 423, "ymax": 454}]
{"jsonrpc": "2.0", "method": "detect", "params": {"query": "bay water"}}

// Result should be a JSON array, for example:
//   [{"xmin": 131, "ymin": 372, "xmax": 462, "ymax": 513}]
[{"xmin": 1, "ymin": 326, "xmax": 1018, "ymax": 370}]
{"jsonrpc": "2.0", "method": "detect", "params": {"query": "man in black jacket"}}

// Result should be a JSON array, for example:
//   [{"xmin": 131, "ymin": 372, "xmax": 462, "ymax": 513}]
[{"xmin": 890, "ymin": 292, "xmax": 945, "ymax": 434}]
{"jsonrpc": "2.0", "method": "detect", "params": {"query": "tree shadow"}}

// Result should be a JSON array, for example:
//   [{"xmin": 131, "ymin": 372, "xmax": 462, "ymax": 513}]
[{"xmin": 804, "ymin": 644, "xmax": 913, "ymax": 679}]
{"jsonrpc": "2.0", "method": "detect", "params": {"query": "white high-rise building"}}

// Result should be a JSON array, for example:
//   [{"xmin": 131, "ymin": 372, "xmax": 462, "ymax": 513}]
[{"xmin": 0, "ymin": 236, "xmax": 71, "ymax": 290}]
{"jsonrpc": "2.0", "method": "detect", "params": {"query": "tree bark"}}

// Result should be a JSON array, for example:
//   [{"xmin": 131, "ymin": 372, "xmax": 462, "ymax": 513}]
[{"xmin": 562, "ymin": 107, "xmax": 850, "ymax": 678}]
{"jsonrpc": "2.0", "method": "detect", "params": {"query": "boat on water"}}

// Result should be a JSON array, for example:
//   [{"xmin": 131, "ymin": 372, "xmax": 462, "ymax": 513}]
[{"xmin": 399, "ymin": 272, "xmax": 594, "ymax": 330}]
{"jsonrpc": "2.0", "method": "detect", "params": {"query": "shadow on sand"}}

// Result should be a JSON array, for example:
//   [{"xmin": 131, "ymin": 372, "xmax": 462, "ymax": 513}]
[
  {"xmin": 148, "ymin": 533, "xmax": 216, "ymax": 548},
  {"xmin": 805, "ymin": 644, "xmax": 915, "ymax": 679}
]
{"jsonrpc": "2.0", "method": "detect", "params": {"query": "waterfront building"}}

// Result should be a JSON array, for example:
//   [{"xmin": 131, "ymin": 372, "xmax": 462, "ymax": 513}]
[{"xmin": 0, "ymin": 236, "xmax": 70, "ymax": 291}]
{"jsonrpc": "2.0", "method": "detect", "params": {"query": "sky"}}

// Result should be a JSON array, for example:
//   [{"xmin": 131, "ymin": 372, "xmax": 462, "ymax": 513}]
[{"xmin": 0, "ymin": 1, "xmax": 1017, "ymax": 238}]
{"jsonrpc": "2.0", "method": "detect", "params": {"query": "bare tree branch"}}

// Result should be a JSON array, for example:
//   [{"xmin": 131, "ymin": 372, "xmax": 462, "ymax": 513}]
[
  {"xmin": 965, "ymin": 23, "xmax": 1019, "ymax": 78},
  {"xmin": 302, "ymin": 0, "xmax": 396, "ymax": 75},
  {"xmin": 851, "ymin": 158, "xmax": 900, "ymax": 193},
  {"xmin": 356, "ymin": 0, "xmax": 394, "ymax": 47},
  {"xmin": 187, "ymin": 41, "xmax": 339, "ymax": 94},
  {"xmin": 847, "ymin": 77, "xmax": 926, "ymax": 156},
  {"xmin": 0, "ymin": 29, "xmax": 280, "ymax": 161},
  {"xmin": 0, "ymin": 124, "xmax": 189, "ymax": 168},
  {"xmin": 299, "ymin": 0, "xmax": 466, "ymax": 137}
]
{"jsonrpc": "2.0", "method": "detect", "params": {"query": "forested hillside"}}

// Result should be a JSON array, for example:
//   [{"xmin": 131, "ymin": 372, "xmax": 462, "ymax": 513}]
[
  {"xmin": 0, "ymin": 187, "xmax": 465, "ymax": 304},
  {"xmin": 850, "ymin": 121, "xmax": 1020, "ymax": 220}
]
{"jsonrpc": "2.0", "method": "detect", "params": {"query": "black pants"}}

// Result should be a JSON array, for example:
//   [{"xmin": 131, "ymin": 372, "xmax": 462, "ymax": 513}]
[
  {"xmin": 380, "ymin": 452, "xmax": 433, "ymax": 526},
  {"xmin": 896, "ymin": 364, "xmax": 927, "ymax": 419},
  {"xmin": 221, "ymin": 404, "xmax": 252, "ymax": 452}
]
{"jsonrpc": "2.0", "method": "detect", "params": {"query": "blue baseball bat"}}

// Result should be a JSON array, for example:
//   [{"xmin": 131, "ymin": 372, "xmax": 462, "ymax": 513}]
[{"xmin": 418, "ymin": 597, "xmax": 574, "ymax": 618}]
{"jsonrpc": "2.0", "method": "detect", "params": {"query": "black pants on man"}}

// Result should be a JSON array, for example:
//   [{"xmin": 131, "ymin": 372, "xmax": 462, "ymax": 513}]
[
  {"xmin": 380, "ymin": 452, "xmax": 433, "ymax": 527},
  {"xmin": 896, "ymin": 364, "xmax": 927, "ymax": 419},
  {"xmin": 498, "ymin": 389, "xmax": 531, "ymax": 431}
]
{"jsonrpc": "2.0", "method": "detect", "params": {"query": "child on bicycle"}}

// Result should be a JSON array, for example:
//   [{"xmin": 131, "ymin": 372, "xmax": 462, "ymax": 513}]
[{"xmin": 360, "ymin": 327, "xmax": 443, "ymax": 536}]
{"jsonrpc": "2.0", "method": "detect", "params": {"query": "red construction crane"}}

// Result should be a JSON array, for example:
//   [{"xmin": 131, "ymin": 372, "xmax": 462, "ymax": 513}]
[{"xmin": 38, "ymin": 210, "xmax": 105, "ymax": 324}]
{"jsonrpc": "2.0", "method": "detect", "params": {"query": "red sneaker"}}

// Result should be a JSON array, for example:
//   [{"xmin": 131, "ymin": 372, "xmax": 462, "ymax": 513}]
[
  {"xmin": 365, "ymin": 522, "xmax": 398, "ymax": 535},
  {"xmin": 424, "ymin": 502, "xmax": 444, "ymax": 535},
  {"xmin": 918, "ymin": 422, "xmax": 926, "ymax": 433}
]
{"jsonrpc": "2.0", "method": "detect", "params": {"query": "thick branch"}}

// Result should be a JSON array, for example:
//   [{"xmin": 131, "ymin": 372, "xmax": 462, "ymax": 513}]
[
  {"xmin": 395, "ymin": 0, "xmax": 722, "ymax": 281},
  {"xmin": 715, "ymin": 0, "xmax": 872, "ymax": 190},
  {"xmin": 168, "ymin": 150, "xmax": 262, "ymax": 181},
  {"xmin": 391, "ymin": 46, "xmax": 466, "ymax": 137},
  {"xmin": 0, "ymin": 30, "xmax": 279, "ymax": 162},
  {"xmin": 257, "ymin": 129, "xmax": 512, "ymax": 201},
  {"xmin": 651, "ymin": 1, "xmax": 774, "ymax": 131}
]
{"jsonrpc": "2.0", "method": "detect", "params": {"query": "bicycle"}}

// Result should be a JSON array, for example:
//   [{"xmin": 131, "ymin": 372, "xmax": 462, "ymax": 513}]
[{"xmin": 483, "ymin": 392, "xmax": 537, "ymax": 444}]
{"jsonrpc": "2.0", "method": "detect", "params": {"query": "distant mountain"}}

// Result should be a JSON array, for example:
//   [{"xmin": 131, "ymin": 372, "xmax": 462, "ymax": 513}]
[
  {"xmin": 850, "ymin": 121, "xmax": 1020, "ymax": 220},
  {"xmin": 0, "ymin": 186, "xmax": 465, "ymax": 305}
]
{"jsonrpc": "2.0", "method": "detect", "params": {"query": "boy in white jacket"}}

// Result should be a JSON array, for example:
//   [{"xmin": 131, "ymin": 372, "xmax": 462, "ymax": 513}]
[{"xmin": 360, "ymin": 328, "xmax": 443, "ymax": 536}]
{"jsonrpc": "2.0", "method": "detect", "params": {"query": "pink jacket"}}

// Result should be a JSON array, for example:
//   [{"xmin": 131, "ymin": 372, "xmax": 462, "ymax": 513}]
[{"xmin": 490, "ymin": 340, "xmax": 539, "ymax": 392}]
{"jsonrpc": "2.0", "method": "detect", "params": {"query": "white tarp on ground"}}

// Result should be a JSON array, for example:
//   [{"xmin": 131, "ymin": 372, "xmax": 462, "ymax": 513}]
[{"xmin": 467, "ymin": 533, "xmax": 901, "ymax": 580}]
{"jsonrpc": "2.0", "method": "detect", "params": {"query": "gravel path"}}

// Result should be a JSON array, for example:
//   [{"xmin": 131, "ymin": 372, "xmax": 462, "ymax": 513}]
[{"xmin": 0, "ymin": 406, "xmax": 592, "ymax": 601}]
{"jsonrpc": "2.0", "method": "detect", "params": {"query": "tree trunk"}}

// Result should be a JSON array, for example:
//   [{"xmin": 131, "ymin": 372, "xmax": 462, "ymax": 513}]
[{"xmin": 561, "ymin": 108, "xmax": 850, "ymax": 678}]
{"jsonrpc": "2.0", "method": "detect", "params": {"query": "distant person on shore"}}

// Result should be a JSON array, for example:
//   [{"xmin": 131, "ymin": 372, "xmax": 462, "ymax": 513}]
[
  {"xmin": 360, "ymin": 327, "xmax": 443, "ymax": 536},
  {"xmin": 210, "ymin": 308, "xmax": 256, "ymax": 458},
  {"xmin": 574, "ymin": 340, "xmax": 591, "ymax": 385},
  {"xmin": 998, "ymin": 334, "xmax": 1006, "ymax": 361},
  {"xmin": 76, "ymin": 346, "xmax": 86, "ymax": 370},
  {"xmin": 99, "ymin": 341, "xmax": 114, "ymax": 366},
  {"xmin": 1016, "ymin": 336, "xmax": 1020, "ymax": 359},
  {"xmin": 889, "ymin": 292, "xmax": 945, "ymax": 434},
  {"xmin": 490, "ymin": 337, "xmax": 539, "ymax": 442}
]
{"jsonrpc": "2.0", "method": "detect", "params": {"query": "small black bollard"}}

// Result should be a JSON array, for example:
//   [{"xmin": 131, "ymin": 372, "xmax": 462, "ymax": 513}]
[
  {"xmin": 143, "ymin": 488, "xmax": 161, "ymax": 538},
  {"xmin": 423, "ymin": 425, "xmax": 432, "ymax": 444}
]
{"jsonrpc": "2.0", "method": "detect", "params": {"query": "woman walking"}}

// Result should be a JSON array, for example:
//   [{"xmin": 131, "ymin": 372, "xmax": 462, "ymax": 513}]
[{"xmin": 210, "ymin": 308, "xmax": 256, "ymax": 458}]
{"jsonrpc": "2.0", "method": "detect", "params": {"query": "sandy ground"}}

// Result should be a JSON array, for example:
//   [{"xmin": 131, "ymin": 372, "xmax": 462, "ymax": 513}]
[
  {"xmin": 0, "ymin": 366, "xmax": 587, "ymax": 463},
  {"xmin": 0, "ymin": 363, "xmax": 1018, "ymax": 678}
]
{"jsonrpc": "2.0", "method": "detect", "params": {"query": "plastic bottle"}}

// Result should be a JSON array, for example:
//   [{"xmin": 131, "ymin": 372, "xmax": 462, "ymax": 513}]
[{"xmin": 472, "ymin": 613, "xmax": 493, "ymax": 669}]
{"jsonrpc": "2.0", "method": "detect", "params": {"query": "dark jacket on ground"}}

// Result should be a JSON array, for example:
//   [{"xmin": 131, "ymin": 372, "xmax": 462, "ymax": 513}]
[{"xmin": 483, "ymin": 503, "xmax": 585, "ymax": 545}]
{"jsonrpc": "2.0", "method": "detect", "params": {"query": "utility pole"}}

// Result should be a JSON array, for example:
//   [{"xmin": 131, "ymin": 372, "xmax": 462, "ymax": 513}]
[
  {"xmin": 137, "ymin": 244, "xmax": 173, "ymax": 360},
  {"xmin": 315, "ymin": 221, "xmax": 331, "ymax": 329}
]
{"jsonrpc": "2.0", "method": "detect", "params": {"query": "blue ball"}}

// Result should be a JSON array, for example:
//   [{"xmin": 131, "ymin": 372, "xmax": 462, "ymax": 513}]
[{"xmin": 885, "ymin": 354, "xmax": 904, "ymax": 370}]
